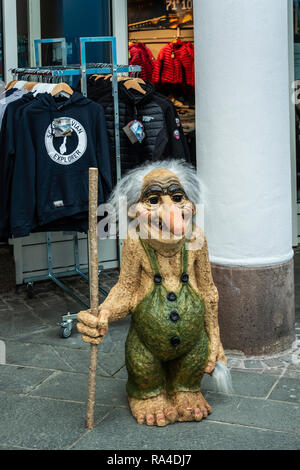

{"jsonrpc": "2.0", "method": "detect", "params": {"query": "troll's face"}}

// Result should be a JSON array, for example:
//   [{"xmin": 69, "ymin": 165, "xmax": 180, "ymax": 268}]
[{"xmin": 128, "ymin": 169, "xmax": 195, "ymax": 245}]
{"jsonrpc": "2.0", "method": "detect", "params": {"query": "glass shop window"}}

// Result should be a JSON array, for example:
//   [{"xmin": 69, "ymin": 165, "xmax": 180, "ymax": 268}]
[
  {"xmin": 17, "ymin": 0, "xmax": 29, "ymax": 68},
  {"xmin": 16, "ymin": 0, "xmax": 112, "ymax": 69}
]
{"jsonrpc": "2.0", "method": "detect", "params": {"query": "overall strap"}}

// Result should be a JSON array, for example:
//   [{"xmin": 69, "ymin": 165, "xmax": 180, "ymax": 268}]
[
  {"xmin": 182, "ymin": 242, "xmax": 189, "ymax": 273},
  {"xmin": 139, "ymin": 238, "xmax": 161, "ymax": 275}
]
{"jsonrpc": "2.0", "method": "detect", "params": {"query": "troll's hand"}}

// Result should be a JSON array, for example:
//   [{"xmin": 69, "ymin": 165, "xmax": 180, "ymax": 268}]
[{"xmin": 77, "ymin": 308, "xmax": 110, "ymax": 345}]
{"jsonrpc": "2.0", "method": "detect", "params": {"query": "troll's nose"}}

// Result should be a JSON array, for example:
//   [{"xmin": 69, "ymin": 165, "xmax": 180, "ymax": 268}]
[{"xmin": 160, "ymin": 204, "xmax": 184, "ymax": 236}]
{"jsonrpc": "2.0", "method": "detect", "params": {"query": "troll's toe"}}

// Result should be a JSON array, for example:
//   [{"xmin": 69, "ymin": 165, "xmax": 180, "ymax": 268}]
[
  {"xmin": 171, "ymin": 391, "xmax": 212, "ymax": 422},
  {"xmin": 129, "ymin": 393, "xmax": 178, "ymax": 426}
]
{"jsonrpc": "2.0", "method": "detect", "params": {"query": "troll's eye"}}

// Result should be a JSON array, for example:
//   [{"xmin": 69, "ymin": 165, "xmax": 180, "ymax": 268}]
[
  {"xmin": 148, "ymin": 196, "xmax": 160, "ymax": 205},
  {"xmin": 172, "ymin": 194, "xmax": 184, "ymax": 203}
]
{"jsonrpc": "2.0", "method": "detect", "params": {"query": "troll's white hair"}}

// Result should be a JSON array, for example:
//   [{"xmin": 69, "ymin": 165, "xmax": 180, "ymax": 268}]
[{"xmin": 108, "ymin": 159, "xmax": 202, "ymax": 221}]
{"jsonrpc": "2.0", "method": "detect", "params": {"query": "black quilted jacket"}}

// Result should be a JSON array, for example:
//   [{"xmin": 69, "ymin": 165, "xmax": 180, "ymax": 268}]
[{"xmin": 87, "ymin": 77, "xmax": 190, "ymax": 183}]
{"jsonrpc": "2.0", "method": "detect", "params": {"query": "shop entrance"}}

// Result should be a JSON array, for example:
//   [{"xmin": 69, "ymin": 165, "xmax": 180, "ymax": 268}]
[{"xmin": 127, "ymin": 0, "xmax": 196, "ymax": 166}]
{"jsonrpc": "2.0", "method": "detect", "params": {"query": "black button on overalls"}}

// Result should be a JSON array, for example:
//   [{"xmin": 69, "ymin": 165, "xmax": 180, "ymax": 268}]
[
  {"xmin": 154, "ymin": 274, "xmax": 162, "ymax": 285},
  {"xmin": 170, "ymin": 311, "xmax": 180, "ymax": 323},
  {"xmin": 181, "ymin": 273, "xmax": 189, "ymax": 284},
  {"xmin": 167, "ymin": 292, "xmax": 177, "ymax": 302},
  {"xmin": 170, "ymin": 336, "xmax": 181, "ymax": 347}
]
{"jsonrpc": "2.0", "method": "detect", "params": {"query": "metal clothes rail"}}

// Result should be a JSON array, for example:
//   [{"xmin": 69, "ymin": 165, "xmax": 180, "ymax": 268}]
[{"xmin": 11, "ymin": 37, "xmax": 141, "ymax": 338}]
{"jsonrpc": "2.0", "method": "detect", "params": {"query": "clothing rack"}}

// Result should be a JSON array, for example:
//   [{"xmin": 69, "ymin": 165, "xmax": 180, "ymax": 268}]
[
  {"xmin": 129, "ymin": 39, "xmax": 195, "ymax": 45},
  {"xmin": 11, "ymin": 64, "xmax": 140, "ymax": 76},
  {"xmin": 129, "ymin": 24, "xmax": 193, "ymax": 41},
  {"xmin": 10, "ymin": 37, "xmax": 141, "ymax": 338}
]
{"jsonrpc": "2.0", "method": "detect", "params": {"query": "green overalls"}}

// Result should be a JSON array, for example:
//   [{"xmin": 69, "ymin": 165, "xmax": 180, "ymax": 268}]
[{"xmin": 125, "ymin": 238, "xmax": 210, "ymax": 399}]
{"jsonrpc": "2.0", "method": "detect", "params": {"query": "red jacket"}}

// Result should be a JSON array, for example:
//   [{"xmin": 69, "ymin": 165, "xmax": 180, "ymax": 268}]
[
  {"xmin": 129, "ymin": 43, "xmax": 155, "ymax": 82},
  {"xmin": 152, "ymin": 40, "xmax": 194, "ymax": 87},
  {"xmin": 185, "ymin": 42, "xmax": 195, "ymax": 87}
]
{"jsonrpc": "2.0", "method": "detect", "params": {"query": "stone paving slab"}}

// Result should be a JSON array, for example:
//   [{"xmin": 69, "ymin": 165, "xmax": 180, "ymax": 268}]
[
  {"xmin": 71, "ymin": 407, "xmax": 300, "ymax": 451},
  {"xmin": 30, "ymin": 370, "xmax": 128, "ymax": 407},
  {"xmin": 205, "ymin": 392, "xmax": 300, "ymax": 434},
  {"xmin": 19, "ymin": 326, "xmax": 89, "ymax": 349},
  {"xmin": 261, "ymin": 367, "xmax": 286, "ymax": 377},
  {"xmin": 284, "ymin": 366, "xmax": 300, "ymax": 379},
  {"xmin": 0, "ymin": 309, "xmax": 50, "ymax": 341},
  {"xmin": 268, "ymin": 377, "xmax": 300, "ymax": 403},
  {"xmin": 0, "ymin": 444, "xmax": 27, "ymax": 450},
  {"xmin": 0, "ymin": 391, "xmax": 111, "ymax": 450},
  {"xmin": 4, "ymin": 339, "xmax": 124, "ymax": 378},
  {"xmin": 27, "ymin": 303, "xmax": 82, "ymax": 327},
  {"xmin": 17, "ymin": 317, "xmax": 130, "ymax": 353},
  {"xmin": 201, "ymin": 370, "xmax": 277, "ymax": 398},
  {"xmin": 114, "ymin": 366, "xmax": 128, "ymax": 379},
  {"xmin": 5, "ymin": 341, "xmax": 74, "ymax": 372},
  {"xmin": 50, "ymin": 346, "xmax": 125, "ymax": 377},
  {"xmin": 0, "ymin": 364, "xmax": 53, "ymax": 394}
]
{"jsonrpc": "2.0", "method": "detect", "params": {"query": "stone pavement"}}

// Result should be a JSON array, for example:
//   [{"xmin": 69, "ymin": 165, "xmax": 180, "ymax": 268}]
[{"xmin": 0, "ymin": 254, "xmax": 299, "ymax": 451}]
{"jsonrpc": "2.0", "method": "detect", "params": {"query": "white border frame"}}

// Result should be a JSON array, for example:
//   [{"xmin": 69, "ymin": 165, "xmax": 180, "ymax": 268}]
[
  {"xmin": 2, "ymin": 0, "xmax": 18, "ymax": 82},
  {"xmin": 289, "ymin": 0, "xmax": 298, "ymax": 246}
]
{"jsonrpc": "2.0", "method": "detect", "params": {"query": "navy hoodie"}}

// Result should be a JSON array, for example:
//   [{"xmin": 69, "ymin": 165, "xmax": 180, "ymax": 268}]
[
  {"xmin": 10, "ymin": 92, "xmax": 112, "ymax": 238},
  {"xmin": 0, "ymin": 93, "xmax": 35, "ymax": 240}
]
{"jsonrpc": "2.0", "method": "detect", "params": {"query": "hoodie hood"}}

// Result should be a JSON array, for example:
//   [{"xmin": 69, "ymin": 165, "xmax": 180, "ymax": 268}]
[
  {"xmin": 36, "ymin": 91, "xmax": 91, "ymax": 110},
  {"xmin": 87, "ymin": 76, "xmax": 156, "ymax": 106}
]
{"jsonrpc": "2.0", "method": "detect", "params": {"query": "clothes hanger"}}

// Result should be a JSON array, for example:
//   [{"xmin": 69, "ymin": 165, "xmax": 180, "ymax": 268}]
[
  {"xmin": 134, "ymin": 78, "xmax": 146, "ymax": 85},
  {"xmin": 90, "ymin": 74, "xmax": 102, "ymax": 81},
  {"xmin": 5, "ymin": 80, "xmax": 18, "ymax": 91},
  {"xmin": 117, "ymin": 76, "xmax": 131, "ymax": 82},
  {"xmin": 172, "ymin": 28, "xmax": 182, "ymax": 46},
  {"xmin": 12, "ymin": 80, "xmax": 27, "ymax": 90},
  {"xmin": 23, "ymin": 81, "xmax": 39, "ymax": 92},
  {"xmin": 51, "ymin": 83, "xmax": 74, "ymax": 97},
  {"xmin": 172, "ymin": 38, "xmax": 183, "ymax": 45},
  {"xmin": 122, "ymin": 76, "xmax": 145, "ymax": 84},
  {"xmin": 33, "ymin": 83, "xmax": 52, "ymax": 96}
]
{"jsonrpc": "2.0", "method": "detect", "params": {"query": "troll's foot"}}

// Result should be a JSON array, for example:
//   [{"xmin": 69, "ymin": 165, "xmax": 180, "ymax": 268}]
[
  {"xmin": 129, "ymin": 392, "xmax": 178, "ymax": 427},
  {"xmin": 171, "ymin": 391, "xmax": 212, "ymax": 422}
]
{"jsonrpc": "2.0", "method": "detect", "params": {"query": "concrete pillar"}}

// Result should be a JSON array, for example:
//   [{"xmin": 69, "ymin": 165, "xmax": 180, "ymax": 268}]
[{"xmin": 194, "ymin": 0, "xmax": 295, "ymax": 355}]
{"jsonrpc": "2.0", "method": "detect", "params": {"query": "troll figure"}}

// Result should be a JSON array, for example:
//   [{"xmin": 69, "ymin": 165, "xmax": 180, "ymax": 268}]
[{"xmin": 77, "ymin": 160, "xmax": 227, "ymax": 426}]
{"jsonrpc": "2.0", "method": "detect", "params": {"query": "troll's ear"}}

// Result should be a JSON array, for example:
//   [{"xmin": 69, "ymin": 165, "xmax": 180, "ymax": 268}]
[{"xmin": 185, "ymin": 201, "xmax": 196, "ymax": 216}]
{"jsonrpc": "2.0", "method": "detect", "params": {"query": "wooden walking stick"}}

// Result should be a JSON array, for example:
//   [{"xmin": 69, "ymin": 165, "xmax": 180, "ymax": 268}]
[{"xmin": 86, "ymin": 167, "xmax": 99, "ymax": 430}]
